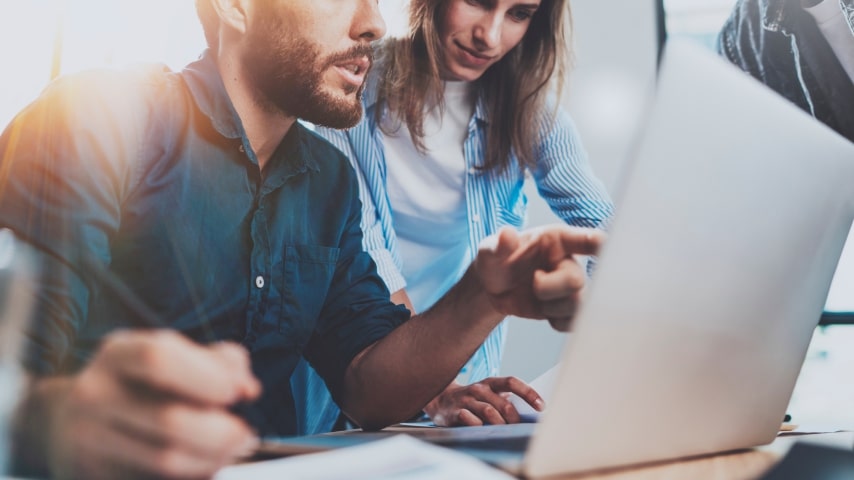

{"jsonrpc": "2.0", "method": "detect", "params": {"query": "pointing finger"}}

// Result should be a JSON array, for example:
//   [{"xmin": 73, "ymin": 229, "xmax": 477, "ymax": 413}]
[{"xmin": 541, "ymin": 227, "xmax": 605, "ymax": 265}]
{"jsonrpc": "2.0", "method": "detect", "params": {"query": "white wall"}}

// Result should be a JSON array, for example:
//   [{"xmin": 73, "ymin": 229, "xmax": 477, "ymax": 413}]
[{"xmin": 500, "ymin": 0, "xmax": 660, "ymax": 381}]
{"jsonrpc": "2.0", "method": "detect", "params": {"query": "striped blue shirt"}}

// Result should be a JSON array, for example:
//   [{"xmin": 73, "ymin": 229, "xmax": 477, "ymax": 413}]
[{"xmin": 292, "ymin": 78, "xmax": 613, "ymax": 434}]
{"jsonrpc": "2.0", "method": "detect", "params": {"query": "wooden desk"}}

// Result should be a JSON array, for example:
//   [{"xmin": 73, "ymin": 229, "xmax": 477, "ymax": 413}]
[
  {"xmin": 549, "ymin": 433, "xmax": 854, "ymax": 479},
  {"xmin": 563, "ymin": 432, "xmax": 854, "ymax": 480},
  {"xmin": 375, "ymin": 427, "xmax": 854, "ymax": 479}
]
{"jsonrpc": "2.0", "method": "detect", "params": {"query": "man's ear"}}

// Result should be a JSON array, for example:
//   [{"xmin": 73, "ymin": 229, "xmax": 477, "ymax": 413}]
[{"xmin": 209, "ymin": 0, "xmax": 250, "ymax": 36}]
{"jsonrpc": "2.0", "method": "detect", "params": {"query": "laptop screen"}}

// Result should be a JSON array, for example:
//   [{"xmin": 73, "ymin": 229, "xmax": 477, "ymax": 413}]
[{"xmin": 822, "ymin": 223, "xmax": 854, "ymax": 324}]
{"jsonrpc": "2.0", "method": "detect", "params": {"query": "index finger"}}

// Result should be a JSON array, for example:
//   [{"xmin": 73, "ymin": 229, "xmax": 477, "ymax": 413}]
[
  {"xmin": 488, "ymin": 377, "xmax": 545, "ymax": 412},
  {"xmin": 97, "ymin": 330, "xmax": 261, "ymax": 407},
  {"xmin": 540, "ymin": 226, "xmax": 605, "ymax": 266}
]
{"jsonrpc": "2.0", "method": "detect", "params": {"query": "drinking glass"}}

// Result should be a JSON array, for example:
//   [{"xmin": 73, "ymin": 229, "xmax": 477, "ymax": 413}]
[{"xmin": 0, "ymin": 229, "xmax": 37, "ymax": 474}]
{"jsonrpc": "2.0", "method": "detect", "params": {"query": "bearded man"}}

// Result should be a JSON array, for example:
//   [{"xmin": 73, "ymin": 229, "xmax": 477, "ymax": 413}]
[{"xmin": 0, "ymin": 1, "xmax": 603, "ymax": 478}]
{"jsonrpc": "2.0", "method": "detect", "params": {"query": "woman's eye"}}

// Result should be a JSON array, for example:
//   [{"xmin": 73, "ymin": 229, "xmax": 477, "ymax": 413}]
[{"xmin": 509, "ymin": 9, "xmax": 534, "ymax": 21}]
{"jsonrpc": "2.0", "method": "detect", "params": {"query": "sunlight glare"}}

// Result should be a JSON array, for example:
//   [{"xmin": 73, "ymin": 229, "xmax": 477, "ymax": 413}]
[{"xmin": 1, "ymin": 0, "xmax": 204, "ymax": 129}]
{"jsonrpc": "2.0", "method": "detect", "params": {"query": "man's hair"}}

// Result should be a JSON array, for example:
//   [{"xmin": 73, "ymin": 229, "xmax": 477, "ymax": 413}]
[
  {"xmin": 375, "ymin": 0, "xmax": 571, "ymax": 173},
  {"xmin": 196, "ymin": 0, "xmax": 219, "ymax": 50}
]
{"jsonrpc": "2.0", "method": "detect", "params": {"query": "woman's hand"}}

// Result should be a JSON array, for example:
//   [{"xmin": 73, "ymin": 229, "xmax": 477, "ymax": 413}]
[{"xmin": 424, "ymin": 377, "xmax": 544, "ymax": 427}]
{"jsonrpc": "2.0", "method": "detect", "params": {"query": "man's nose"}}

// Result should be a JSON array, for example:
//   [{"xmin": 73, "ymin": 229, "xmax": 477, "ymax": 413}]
[{"xmin": 352, "ymin": 0, "xmax": 387, "ymax": 41}]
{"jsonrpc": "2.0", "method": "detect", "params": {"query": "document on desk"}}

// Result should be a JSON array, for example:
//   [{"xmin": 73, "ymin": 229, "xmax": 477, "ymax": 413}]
[
  {"xmin": 214, "ymin": 435, "xmax": 514, "ymax": 480},
  {"xmin": 509, "ymin": 363, "xmax": 560, "ymax": 421},
  {"xmin": 778, "ymin": 423, "xmax": 852, "ymax": 436}
]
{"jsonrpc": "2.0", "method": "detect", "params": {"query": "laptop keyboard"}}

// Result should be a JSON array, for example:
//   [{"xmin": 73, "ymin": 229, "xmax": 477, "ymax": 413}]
[{"xmin": 433, "ymin": 435, "xmax": 531, "ymax": 453}]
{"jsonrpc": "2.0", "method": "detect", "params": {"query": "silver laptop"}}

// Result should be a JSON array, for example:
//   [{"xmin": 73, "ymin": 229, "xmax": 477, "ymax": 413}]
[{"xmin": 262, "ymin": 40, "xmax": 854, "ymax": 478}]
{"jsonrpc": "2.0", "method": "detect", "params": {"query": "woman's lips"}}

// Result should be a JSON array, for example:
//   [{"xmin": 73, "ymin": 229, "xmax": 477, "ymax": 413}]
[{"xmin": 454, "ymin": 40, "xmax": 494, "ymax": 68}]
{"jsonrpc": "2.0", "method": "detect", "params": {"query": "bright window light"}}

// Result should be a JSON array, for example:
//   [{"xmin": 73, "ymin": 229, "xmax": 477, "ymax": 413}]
[
  {"xmin": 0, "ymin": 1, "xmax": 60, "ymax": 130},
  {"xmin": 59, "ymin": 0, "xmax": 204, "ymax": 74},
  {"xmin": 1, "ymin": 0, "xmax": 204, "ymax": 129}
]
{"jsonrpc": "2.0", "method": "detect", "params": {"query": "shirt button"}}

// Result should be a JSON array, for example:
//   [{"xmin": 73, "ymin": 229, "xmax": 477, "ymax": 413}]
[
  {"xmin": 255, "ymin": 275, "xmax": 265, "ymax": 289},
  {"xmin": 468, "ymin": 167, "xmax": 477, "ymax": 175},
  {"xmin": 238, "ymin": 144, "xmax": 245, "ymax": 153},
  {"xmin": 472, "ymin": 213, "xmax": 481, "ymax": 223}
]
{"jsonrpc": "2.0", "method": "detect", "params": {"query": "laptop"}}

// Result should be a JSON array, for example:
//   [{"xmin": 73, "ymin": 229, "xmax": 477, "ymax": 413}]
[{"xmin": 261, "ymin": 40, "xmax": 854, "ymax": 477}]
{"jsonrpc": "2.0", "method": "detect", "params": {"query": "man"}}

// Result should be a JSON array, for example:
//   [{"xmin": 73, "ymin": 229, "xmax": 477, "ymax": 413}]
[
  {"xmin": 718, "ymin": 0, "xmax": 854, "ymax": 143},
  {"xmin": 2, "ymin": 0, "xmax": 602, "ymax": 478}
]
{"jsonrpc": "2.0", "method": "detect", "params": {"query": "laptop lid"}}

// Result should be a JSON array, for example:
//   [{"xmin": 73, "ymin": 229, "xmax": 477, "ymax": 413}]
[{"xmin": 523, "ymin": 40, "xmax": 854, "ymax": 477}]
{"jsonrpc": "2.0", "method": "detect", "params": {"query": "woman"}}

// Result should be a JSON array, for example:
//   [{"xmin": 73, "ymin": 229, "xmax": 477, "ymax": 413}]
[{"xmin": 294, "ymin": 0, "xmax": 613, "ymax": 432}]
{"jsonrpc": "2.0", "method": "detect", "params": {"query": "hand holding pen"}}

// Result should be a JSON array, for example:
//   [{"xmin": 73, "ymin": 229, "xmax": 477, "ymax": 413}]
[
  {"xmin": 10, "ymin": 231, "xmax": 266, "ymax": 480},
  {"xmin": 37, "ymin": 329, "xmax": 263, "ymax": 480},
  {"xmin": 78, "ymin": 251, "xmax": 269, "ymax": 434}
]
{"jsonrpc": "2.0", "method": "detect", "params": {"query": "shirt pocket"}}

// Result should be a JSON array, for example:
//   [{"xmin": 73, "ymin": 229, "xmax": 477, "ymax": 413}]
[
  {"xmin": 494, "ymin": 183, "xmax": 528, "ymax": 228},
  {"xmin": 280, "ymin": 244, "xmax": 340, "ymax": 347}
]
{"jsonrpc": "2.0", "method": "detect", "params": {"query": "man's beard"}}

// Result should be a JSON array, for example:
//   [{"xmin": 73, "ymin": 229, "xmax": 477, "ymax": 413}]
[{"xmin": 243, "ymin": 24, "xmax": 371, "ymax": 129}]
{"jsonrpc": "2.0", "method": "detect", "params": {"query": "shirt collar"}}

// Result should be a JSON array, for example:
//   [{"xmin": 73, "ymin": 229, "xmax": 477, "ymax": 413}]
[
  {"xmin": 181, "ymin": 50, "xmax": 318, "ymax": 175},
  {"xmin": 472, "ymin": 92, "xmax": 489, "ymax": 126},
  {"xmin": 181, "ymin": 50, "xmax": 244, "ymax": 140},
  {"xmin": 262, "ymin": 123, "xmax": 320, "ymax": 194}
]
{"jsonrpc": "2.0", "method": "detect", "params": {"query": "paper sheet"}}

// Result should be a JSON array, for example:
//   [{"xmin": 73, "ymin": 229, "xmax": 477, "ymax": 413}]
[
  {"xmin": 778, "ymin": 424, "xmax": 853, "ymax": 436},
  {"xmin": 215, "ymin": 435, "xmax": 514, "ymax": 480}
]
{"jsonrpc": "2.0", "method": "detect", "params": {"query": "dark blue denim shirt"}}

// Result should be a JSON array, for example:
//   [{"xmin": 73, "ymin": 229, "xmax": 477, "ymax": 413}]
[
  {"xmin": 717, "ymin": 0, "xmax": 854, "ymax": 143},
  {"xmin": 0, "ymin": 51, "xmax": 409, "ymax": 436}
]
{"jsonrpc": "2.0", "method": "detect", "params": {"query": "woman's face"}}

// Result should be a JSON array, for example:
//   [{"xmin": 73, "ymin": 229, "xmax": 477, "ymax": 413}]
[{"xmin": 438, "ymin": 0, "xmax": 542, "ymax": 81}]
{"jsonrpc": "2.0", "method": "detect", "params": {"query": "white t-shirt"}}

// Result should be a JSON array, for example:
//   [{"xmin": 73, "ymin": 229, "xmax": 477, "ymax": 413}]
[
  {"xmin": 383, "ymin": 81, "xmax": 476, "ymax": 313},
  {"xmin": 803, "ymin": 0, "xmax": 854, "ymax": 83}
]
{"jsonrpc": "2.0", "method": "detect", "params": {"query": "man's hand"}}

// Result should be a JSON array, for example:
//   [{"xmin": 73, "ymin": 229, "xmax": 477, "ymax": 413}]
[
  {"xmin": 37, "ymin": 330, "xmax": 261, "ymax": 480},
  {"xmin": 341, "ymin": 225, "xmax": 603, "ymax": 430},
  {"xmin": 424, "ymin": 378, "xmax": 544, "ymax": 427},
  {"xmin": 474, "ymin": 225, "xmax": 605, "ymax": 331}
]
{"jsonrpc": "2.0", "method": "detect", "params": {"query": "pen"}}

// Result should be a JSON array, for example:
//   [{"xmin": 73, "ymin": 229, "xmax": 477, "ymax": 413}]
[
  {"xmin": 5, "ymin": 228, "xmax": 267, "ymax": 434},
  {"xmin": 77, "ymin": 253, "xmax": 267, "ymax": 434},
  {"xmin": 0, "ymin": 225, "xmax": 266, "ymax": 435}
]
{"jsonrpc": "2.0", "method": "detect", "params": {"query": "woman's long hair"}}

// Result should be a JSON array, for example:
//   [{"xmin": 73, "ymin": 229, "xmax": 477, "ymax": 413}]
[{"xmin": 375, "ymin": 0, "xmax": 570, "ymax": 173}]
